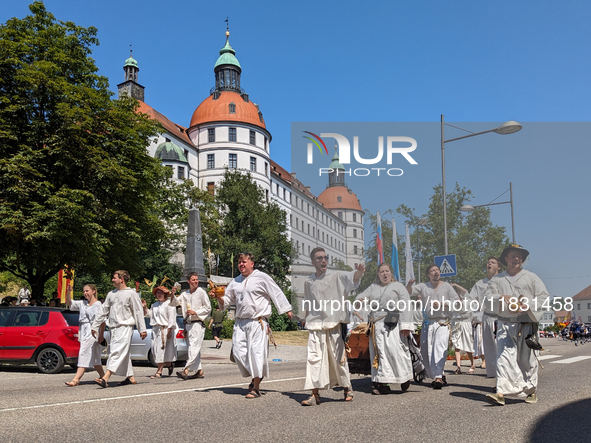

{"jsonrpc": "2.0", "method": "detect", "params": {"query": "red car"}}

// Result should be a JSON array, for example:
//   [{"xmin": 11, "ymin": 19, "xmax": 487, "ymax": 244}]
[{"xmin": 0, "ymin": 307, "xmax": 80, "ymax": 373}]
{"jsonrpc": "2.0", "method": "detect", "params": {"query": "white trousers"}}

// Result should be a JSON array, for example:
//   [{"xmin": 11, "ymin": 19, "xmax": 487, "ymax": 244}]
[
  {"xmin": 152, "ymin": 326, "xmax": 177, "ymax": 364},
  {"xmin": 107, "ymin": 325, "xmax": 134, "ymax": 377},
  {"xmin": 496, "ymin": 322, "xmax": 538, "ymax": 396},
  {"xmin": 369, "ymin": 321, "xmax": 413, "ymax": 384},
  {"xmin": 304, "ymin": 325, "xmax": 351, "ymax": 390},
  {"xmin": 482, "ymin": 314, "xmax": 498, "ymax": 378},
  {"xmin": 421, "ymin": 321, "xmax": 449, "ymax": 380},
  {"xmin": 232, "ymin": 318, "xmax": 268, "ymax": 379},
  {"xmin": 451, "ymin": 320, "xmax": 473, "ymax": 352},
  {"xmin": 184, "ymin": 322, "xmax": 205, "ymax": 372}
]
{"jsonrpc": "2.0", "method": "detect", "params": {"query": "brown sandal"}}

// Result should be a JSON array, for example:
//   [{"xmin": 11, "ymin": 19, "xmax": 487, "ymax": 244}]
[
  {"xmin": 301, "ymin": 394, "xmax": 321, "ymax": 406},
  {"xmin": 344, "ymin": 388, "xmax": 354, "ymax": 402},
  {"xmin": 65, "ymin": 380, "xmax": 79, "ymax": 387}
]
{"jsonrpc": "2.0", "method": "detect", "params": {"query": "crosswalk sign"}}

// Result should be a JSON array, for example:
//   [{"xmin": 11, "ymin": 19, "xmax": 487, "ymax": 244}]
[{"xmin": 434, "ymin": 254, "xmax": 457, "ymax": 277}]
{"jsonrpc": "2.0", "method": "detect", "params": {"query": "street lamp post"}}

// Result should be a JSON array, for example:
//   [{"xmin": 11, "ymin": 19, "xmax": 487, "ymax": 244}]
[
  {"xmin": 416, "ymin": 218, "xmax": 429, "ymax": 284},
  {"xmin": 461, "ymin": 182, "xmax": 516, "ymax": 244},
  {"xmin": 441, "ymin": 115, "xmax": 522, "ymax": 254}
]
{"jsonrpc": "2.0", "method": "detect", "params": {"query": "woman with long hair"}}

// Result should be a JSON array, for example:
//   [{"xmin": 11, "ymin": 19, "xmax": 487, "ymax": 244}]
[{"xmin": 65, "ymin": 284, "xmax": 105, "ymax": 386}]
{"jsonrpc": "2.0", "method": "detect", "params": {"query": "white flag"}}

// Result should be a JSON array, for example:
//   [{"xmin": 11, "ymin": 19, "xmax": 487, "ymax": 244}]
[{"xmin": 405, "ymin": 223, "xmax": 415, "ymax": 284}]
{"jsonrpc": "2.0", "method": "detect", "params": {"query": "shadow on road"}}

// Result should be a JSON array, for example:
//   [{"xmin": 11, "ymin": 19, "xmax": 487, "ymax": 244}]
[{"xmin": 528, "ymin": 398, "xmax": 591, "ymax": 442}]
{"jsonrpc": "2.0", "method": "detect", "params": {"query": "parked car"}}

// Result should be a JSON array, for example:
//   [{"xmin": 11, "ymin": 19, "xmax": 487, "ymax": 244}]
[
  {"xmin": 101, "ymin": 316, "xmax": 188, "ymax": 367},
  {"xmin": 0, "ymin": 307, "xmax": 80, "ymax": 374}
]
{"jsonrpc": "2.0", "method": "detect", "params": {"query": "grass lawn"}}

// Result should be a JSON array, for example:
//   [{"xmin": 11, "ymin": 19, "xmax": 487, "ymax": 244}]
[{"xmin": 272, "ymin": 330, "xmax": 309, "ymax": 346}]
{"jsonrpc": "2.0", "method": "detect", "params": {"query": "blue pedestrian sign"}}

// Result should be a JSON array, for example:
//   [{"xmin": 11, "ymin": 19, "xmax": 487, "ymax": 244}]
[{"xmin": 434, "ymin": 254, "xmax": 457, "ymax": 277}]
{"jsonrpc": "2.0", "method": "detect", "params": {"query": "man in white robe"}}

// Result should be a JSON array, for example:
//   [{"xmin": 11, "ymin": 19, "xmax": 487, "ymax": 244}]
[
  {"xmin": 216, "ymin": 252, "xmax": 291, "ymax": 398},
  {"xmin": 407, "ymin": 264, "xmax": 459, "ymax": 389},
  {"xmin": 484, "ymin": 245, "xmax": 550, "ymax": 406},
  {"xmin": 91, "ymin": 270, "xmax": 146, "ymax": 387},
  {"xmin": 472, "ymin": 256, "xmax": 502, "ymax": 378},
  {"xmin": 301, "ymin": 247, "xmax": 364, "ymax": 405},
  {"xmin": 170, "ymin": 272, "xmax": 211, "ymax": 380},
  {"xmin": 449, "ymin": 283, "xmax": 474, "ymax": 374}
]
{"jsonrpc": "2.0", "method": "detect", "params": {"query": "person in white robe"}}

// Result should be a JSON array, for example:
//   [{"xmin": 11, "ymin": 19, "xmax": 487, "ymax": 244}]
[
  {"xmin": 170, "ymin": 272, "xmax": 211, "ymax": 380},
  {"xmin": 143, "ymin": 286, "xmax": 177, "ymax": 379},
  {"xmin": 449, "ymin": 283, "xmax": 475, "ymax": 374},
  {"xmin": 91, "ymin": 270, "xmax": 146, "ymax": 387},
  {"xmin": 301, "ymin": 247, "xmax": 364, "ymax": 406},
  {"xmin": 64, "ymin": 283, "xmax": 105, "ymax": 386},
  {"xmin": 216, "ymin": 253, "xmax": 291, "ymax": 399},
  {"xmin": 484, "ymin": 245, "xmax": 550, "ymax": 406},
  {"xmin": 355, "ymin": 263, "xmax": 413, "ymax": 395},
  {"xmin": 471, "ymin": 256, "xmax": 502, "ymax": 378},
  {"xmin": 407, "ymin": 264, "xmax": 459, "ymax": 389}
]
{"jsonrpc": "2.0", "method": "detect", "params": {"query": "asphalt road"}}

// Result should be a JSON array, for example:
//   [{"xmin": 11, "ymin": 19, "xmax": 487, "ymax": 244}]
[{"xmin": 0, "ymin": 338, "xmax": 589, "ymax": 443}]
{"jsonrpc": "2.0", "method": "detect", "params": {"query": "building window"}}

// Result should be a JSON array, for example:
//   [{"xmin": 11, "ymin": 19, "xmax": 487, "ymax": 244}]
[
  {"xmin": 308, "ymin": 245, "xmax": 310, "ymax": 255},
  {"xmin": 296, "ymin": 241, "xmax": 299, "ymax": 252},
  {"xmin": 250, "ymin": 157, "xmax": 256, "ymax": 172},
  {"xmin": 165, "ymin": 165, "xmax": 173, "ymax": 174},
  {"xmin": 266, "ymin": 189, "xmax": 269, "ymax": 201},
  {"xmin": 577, "ymin": 303, "xmax": 581, "ymax": 310},
  {"xmin": 296, "ymin": 217, "xmax": 299, "ymax": 229},
  {"xmin": 229, "ymin": 127, "xmax": 237, "ymax": 142},
  {"xmin": 313, "ymin": 227, "xmax": 315, "ymax": 237},
  {"xmin": 208, "ymin": 128, "xmax": 215, "ymax": 142},
  {"xmin": 207, "ymin": 182, "xmax": 215, "ymax": 195},
  {"xmin": 301, "ymin": 221, "xmax": 304, "ymax": 231},
  {"xmin": 229, "ymin": 102, "xmax": 236, "ymax": 114},
  {"xmin": 354, "ymin": 245, "xmax": 358, "ymax": 255},
  {"xmin": 264, "ymin": 136, "xmax": 268, "ymax": 150},
  {"xmin": 264, "ymin": 162, "xmax": 268, "ymax": 177},
  {"xmin": 337, "ymin": 196, "xmax": 342, "ymax": 202},
  {"xmin": 353, "ymin": 229, "xmax": 357, "ymax": 238},
  {"xmin": 229, "ymin": 153, "xmax": 237, "ymax": 169},
  {"xmin": 338, "ymin": 212, "xmax": 343, "ymax": 220},
  {"xmin": 250, "ymin": 130, "xmax": 256, "ymax": 145},
  {"xmin": 177, "ymin": 166, "xmax": 185, "ymax": 179},
  {"xmin": 308, "ymin": 224, "xmax": 310, "ymax": 235},
  {"xmin": 207, "ymin": 154, "xmax": 215, "ymax": 169},
  {"xmin": 353, "ymin": 213, "xmax": 357, "ymax": 222},
  {"xmin": 588, "ymin": 303, "xmax": 591, "ymax": 309},
  {"xmin": 290, "ymin": 215, "xmax": 292, "ymax": 226}
]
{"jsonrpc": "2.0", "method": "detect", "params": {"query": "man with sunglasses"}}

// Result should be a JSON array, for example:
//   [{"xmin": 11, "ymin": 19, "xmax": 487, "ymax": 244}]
[
  {"xmin": 215, "ymin": 252, "xmax": 291, "ymax": 399},
  {"xmin": 300, "ymin": 247, "xmax": 365, "ymax": 406}
]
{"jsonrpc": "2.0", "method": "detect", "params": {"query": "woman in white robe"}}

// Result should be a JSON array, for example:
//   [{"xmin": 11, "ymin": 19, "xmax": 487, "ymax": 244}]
[
  {"xmin": 142, "ymin": 286, "xmax": 177, "ymax": 378},
  {"xmin": 64, "ymin": 284, "xmax": 105, "ymax": 386},
  {"xmin": 355, "ymin": 263, "xmax": 413, "ymax": 395},
  {"xmin": 450, "ymin": 283, "xmax": 475, "ymax": 374}
]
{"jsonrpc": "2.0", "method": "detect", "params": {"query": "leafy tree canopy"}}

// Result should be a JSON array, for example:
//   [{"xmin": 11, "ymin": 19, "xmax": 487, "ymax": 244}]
[{"xmin": 0, "ymin": 2, "xmax": 167, "ymax": 298}]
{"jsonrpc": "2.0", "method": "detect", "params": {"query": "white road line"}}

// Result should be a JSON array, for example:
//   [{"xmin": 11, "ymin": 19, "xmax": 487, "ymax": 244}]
[
  {"xmin": 537, "ymin": 355, "xmax": 562, "ymax": 360},
  {"xmin": 550, "ymin": 355, "xmax": 591, "ymax": 364},
  {"xmin": 0, "ymin": 376, "xmax": 306, "ymax": 413}
]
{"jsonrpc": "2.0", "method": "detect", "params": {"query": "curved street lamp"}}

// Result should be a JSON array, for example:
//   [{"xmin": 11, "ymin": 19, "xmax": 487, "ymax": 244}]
[
  {"xmin": 461, "ymin": 182, "xmax": 515, "ymax": 244},
  {"xmin": 441, "ymin": 116, "xmax": 521, "ymax": 254}
]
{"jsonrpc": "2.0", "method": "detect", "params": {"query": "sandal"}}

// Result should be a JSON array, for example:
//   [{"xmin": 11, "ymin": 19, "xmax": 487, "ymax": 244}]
[
  {"xmin": 150, "ymin": 373, "xmax": 162, "ymax": 379},
  {"xmin": 65, "ymin": 380, "xmax": 79, "ymax": 387},
  {"xmin": 119, "ymin": 377, "xmax": 137, "ymax": 386},
  {"xmin": 245, "ymin": 389, "xmax": 261, "ymax": 399},
  {"xmin": 454, "ymin": 368, "xmax": 462, "ymax": 375},
  {"xmin": 468, "ymin": 366, "xmax": 475, "ymax": 373},
  {"xmin": 344, "ymin": 388, "xmax": 354, "ymax": 402},
  {"xmin": 301, "ymin": 394, "xmax": 321, "ymax": 406},
  {"xmin": 433, "ymin": 379, "xmax": 443, "ymax": 389},
  {"xmin": 167, "ymin": 363, "xmax": 174, "ymax": 377},
  {"xmin": 94, "ymin": 378, "xmax": 108, "ymax": 388},
  {"xmin": 401, "ymin": 380, "xmax": 411, "ymax": 392},
  {"xmin": 248, "ymin": 376, "xmax": 264, "ymax": 391}
]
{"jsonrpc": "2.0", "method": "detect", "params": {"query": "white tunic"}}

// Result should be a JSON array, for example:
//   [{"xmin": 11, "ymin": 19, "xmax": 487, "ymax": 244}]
[
  {"xmin": 222, "ymin": 270, "xmax": 291, "ymax": 319},
  {"xmin": 470, "ymin": 277, "xmax": 496, "ymax": 375},
  {"xmin": 411, "ymin": 281, "xmax": 459, "ymax": 322},
  {"xmin": 170, "ymin": 288, "xmax": 211, "ymax": 372},
  {"xmin": 145, "ymin": 300, "xmax": 177, "ymax": 364},
  {"xmin": 451, "ymin": 288, "xmax": 473, "ymax": 352},
  {"xmin": 355, "ymin": 282, "xmax": 413, "ymax": 384},
  {"xmin": 91, "ymin": 288, "xmax": 146, "ymax": 377},
  {"xmin": 303, "ymin": 270, "xmax": 359, "ymax": 330},
  {"xmin": 484, "ymin": 269, "xmax": 550, "ymax": 396},
  {"xmin": 70, "ymin": 299, "xmax": 103, "ymax": 368},
  {"xmin": 221, "ymin": 270, "xmax": 289, "ymax": 379}
]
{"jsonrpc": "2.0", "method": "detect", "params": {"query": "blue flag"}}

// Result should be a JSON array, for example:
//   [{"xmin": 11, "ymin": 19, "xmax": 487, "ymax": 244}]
[{"xmin": 391, "ymin": 218, "xmax": 400, "ymax": 281}]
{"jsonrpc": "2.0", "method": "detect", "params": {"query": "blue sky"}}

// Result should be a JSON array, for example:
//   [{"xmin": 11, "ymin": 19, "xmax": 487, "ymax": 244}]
[{"xmin": 3, "ymin": 1, "xmax": 591, "ymax": 300}]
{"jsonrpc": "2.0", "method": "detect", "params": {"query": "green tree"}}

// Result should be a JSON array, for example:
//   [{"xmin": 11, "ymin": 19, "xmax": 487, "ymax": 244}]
[
  {"xmin": 362, "ymin": 184, "xmax": 510, "ymax": 292},
  {"xmin": 0, "ymin": 3, "xmax": 167, "ymax": 299}
]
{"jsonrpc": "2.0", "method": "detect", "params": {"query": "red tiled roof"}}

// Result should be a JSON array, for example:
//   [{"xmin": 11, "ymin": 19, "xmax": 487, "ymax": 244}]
[
  {"xmin": 189, "ymin": 91, "xmax": 266, "ymax": 129},
  {"xmin": 573, "ymin": 284, "xmax": 591, "ymax": 301},
  {"xmin": 137, "ymin": 101, "xmax": 194, "ymax": 146},
  {"xmin": 317, "ymin": 186, "xmax": 362, "ymax": 211}
]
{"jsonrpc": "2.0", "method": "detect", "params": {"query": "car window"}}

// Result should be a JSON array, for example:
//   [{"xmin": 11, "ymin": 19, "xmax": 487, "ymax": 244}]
[
  {"xmin": 0, "ymin": 309, "xmax": 13, "ymax": 326},
  {"xmin": 39, "ymin": 311, "xmax": 49, "ymax": 326},
  {"xmin": 13, "ymin": 310, "xmax": 41, "ymax": 327},
  {"xmin": 176, "ymin": 316, "xmax": 184, "ymax": 329},
  {"xmin": 61, "ymin": 310, "xmax": 80, "ymax": 326},
  {"xmin": 132, "ymin": 318, "xmax": 152, "ymax": 330}
]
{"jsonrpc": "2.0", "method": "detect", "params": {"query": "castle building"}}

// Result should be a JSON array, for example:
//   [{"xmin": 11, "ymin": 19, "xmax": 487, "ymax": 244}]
[{"xmin": 116, "ymin": 31, "xmax": 364, "ymax": 275}]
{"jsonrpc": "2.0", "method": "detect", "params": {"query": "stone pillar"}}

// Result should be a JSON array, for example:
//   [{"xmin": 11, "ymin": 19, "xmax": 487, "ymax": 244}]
[{"xmin": 181, "ymin": 206, "xmax": 208, "ymax": 289}]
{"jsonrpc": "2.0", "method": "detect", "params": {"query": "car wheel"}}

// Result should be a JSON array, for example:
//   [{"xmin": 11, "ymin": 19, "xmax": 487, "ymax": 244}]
[
  {"xmin": 148, "ymin": 350, "xmax": 157, "ymax": 367},
  {"xmin": 36, "ymin": 347, "xmax": 65, "ymax": 374}
]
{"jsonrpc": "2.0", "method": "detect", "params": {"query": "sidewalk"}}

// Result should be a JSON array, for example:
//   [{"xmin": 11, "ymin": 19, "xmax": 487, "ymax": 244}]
[{"xmin": 200, "ymin": 339, "xmax": 308, "ymax": 364}]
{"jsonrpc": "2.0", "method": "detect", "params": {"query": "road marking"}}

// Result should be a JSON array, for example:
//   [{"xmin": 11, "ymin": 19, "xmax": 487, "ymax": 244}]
[
  {"xmin": 537, "ymin": 354, "xmax": 562, "ymax": 360},
  {"xmin": 0, "ymin": 376, "xmax": 306, "ymax": 413},
  {"xmin": 550, "ymin": 355, "xmax": 591, "ymax": 364}
]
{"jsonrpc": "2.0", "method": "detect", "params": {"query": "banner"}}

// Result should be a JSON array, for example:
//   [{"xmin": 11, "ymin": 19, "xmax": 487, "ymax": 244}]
[
  {"xmin": 376, "ymin": 212, "xmax": 384, "ymax": 265},
  {"xmin": 391, "ymin": 217, "xmax": 400, "ymax": 281},
  {"xmin": 57, "ymin": 266, "xmax": 75, "ymax": 303}
]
